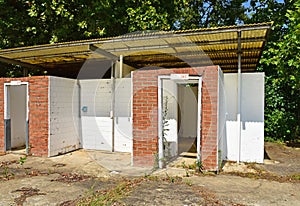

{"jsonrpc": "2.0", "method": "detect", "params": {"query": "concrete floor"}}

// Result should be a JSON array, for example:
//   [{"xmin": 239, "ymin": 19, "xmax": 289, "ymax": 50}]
[{"xmin": 85, "ymin": 150, "xmax": 153, "ymax": 176}]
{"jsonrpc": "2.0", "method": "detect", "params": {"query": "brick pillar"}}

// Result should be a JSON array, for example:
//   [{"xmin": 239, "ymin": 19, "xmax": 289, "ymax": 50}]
[{"xmin": 28, "ymin": 76, "xmax": 49, "ymax": 156}]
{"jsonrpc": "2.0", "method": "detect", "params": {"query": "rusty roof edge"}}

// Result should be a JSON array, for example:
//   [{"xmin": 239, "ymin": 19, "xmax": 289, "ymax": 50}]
[
  {"xmin": 0, "ymin": 56, "xmax": 43, "ymax": 70},
  {"xmin": 0, "ymin": 22, "xmax": 273, "ymax": 55}
]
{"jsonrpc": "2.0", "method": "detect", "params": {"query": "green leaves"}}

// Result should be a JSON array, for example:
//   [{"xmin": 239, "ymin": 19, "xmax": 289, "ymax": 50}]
[
  {"xmin": 247, "ymin": 0, "xmax": 300, "ymax": 142},
  {"xmin": 126, "ymin": 1, "xmax": 171, "ymax": 31}
]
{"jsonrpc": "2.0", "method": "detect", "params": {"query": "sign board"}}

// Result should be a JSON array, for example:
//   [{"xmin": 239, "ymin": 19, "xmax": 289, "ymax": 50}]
[
  {"xmin": 170, "ymin": 73, "xmax": 189, "ymax": 80},
  {"xmin": 10, "ymin": 81, "xmax": 22, "ymax": 86}
]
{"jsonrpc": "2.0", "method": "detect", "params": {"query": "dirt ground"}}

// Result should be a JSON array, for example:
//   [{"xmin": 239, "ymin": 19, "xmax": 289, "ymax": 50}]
[{"xmin": 0, "ymin": 142, "xmax": 299, "ymax": 206}]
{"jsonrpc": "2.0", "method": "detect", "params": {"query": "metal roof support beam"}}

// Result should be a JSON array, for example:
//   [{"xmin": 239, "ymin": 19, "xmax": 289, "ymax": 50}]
[
  {"xmin": 111, "ymin": 61, "xmax": 116, "ymax": 152},
  {"xmin": 119, "ymin": 55, "xmax": 123, "ymax": 78},
  {"xmin": 237, "ymin": 30, "xmax": 242, "ymax": 163},
  {"xmin": 89, "ymin": 44, "xmax": 119, "ymax": 61}
]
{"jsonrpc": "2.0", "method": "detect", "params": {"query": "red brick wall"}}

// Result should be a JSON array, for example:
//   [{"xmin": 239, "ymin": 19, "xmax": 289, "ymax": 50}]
[
  {"xmin": 0, "ymin": 76, "xmax": 49, "ymax": 156},
  {"xmin": 132, "ymin": 66, "xmax": 219, "ymax": 170}
]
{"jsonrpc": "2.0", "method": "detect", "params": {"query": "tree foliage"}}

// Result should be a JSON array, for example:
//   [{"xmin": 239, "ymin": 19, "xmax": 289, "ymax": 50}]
[
  {"xmin": 258, "ymin": 1, "xmax": 300, "ymax": 142},
  {"xmin": 0, "ymin": 0, "xmax": 299, "ymax": 142},
  {"xmin": 175, "ymin": 0, "xmax": 247, "ymax": 29},
  {"xmin": 0, "ymin": 0, "xmax": 247, "ymax": 47}
]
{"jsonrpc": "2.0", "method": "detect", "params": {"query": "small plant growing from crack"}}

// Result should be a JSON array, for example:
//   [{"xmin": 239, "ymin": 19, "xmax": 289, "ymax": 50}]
[
  {"xmin": 162, "ymin": 96, "xmax": 171, "ymax": 164},
  {"xmin": 19, "ymin": 156, "xmax": 27, "ymax": 166},
  {"xmin": 165, "ymin": 172, "xmax": 175, "ymax": 183},
  {"xmin": 2, "ymin": 166, "xmax": 14, "ymax": 180},
  {"xmin": 196, "ymin": 159, "xmax": 204, "ymax": 173}
]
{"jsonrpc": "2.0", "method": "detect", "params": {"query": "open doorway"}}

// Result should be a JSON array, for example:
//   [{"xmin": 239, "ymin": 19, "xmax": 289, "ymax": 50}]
[
  {"xmin": 158, "ymin": 75, "xmax": 202, "ymax": 168},
  {"xmin": 177, "ymin": 83, "xmax": 198, "ymax": 156},
  {"xmin": 4, "ymin": 81, "xmax": 29, "ymax": 154}
]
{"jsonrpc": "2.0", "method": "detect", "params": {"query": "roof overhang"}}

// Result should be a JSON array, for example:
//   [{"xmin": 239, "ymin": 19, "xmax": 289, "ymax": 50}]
[{"xmin": 0, "ymin": 22, "xmax": 272, "ymax": 75}]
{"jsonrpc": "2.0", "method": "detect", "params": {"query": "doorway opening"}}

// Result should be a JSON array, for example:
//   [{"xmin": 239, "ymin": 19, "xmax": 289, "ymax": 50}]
[
  {"xmin": 177, "ymin": 83, "xmax": 198, "ymax": 156},
  {"xmin": 158, "ymin": 75, "xmax": 202, "ymax": 168},
  {"xmin": 4, "ymin": 81, "xmax": 29, "ymax": 154}
]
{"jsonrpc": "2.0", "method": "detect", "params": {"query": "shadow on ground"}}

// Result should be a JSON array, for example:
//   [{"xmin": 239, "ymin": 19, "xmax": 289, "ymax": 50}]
[{"xmin": 0, "ymin": 142, "xmax": 299, "ymax": 206}]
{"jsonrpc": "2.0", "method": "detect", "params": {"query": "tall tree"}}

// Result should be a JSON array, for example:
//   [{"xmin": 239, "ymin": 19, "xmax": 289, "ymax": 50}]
[
  {"xmin": 0, "ymin": 0, "xmax": 249, "ymax": 48},
  {"xmin": 244, "ymin": 0, "xmax": 299, "ymax": 142},
  {"xmin": 175, "ymin": 0, "xmax": 247, "ymax": 29}
]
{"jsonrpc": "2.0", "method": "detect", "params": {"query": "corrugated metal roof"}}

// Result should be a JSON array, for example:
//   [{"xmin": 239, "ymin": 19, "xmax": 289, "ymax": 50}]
[{"xmin": 0, "ymin": 22, "xmax": 272, "ymax": 75}]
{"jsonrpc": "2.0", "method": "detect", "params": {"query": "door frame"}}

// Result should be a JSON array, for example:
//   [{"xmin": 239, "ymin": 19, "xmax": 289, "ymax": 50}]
[
  {"xmin": 4, "ymin": 81, "xmax": 29, "ymax": 154},
  {"xmin": 158, "ymin": 75, "xmax": 202, "ymax": 168}
]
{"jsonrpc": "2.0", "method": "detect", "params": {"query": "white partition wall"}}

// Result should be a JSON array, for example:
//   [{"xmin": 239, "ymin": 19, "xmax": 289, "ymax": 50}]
[
  {"xmin": 114, "ymin": 78, "xmax": 132, "ymax": 153},
  {"xmin": 162, "ymin": 80, "xmax": 178, "ymax": 157},
  {"xmin": 240, "ymin": 74, "xmax": 264, "ymax": 163},
  {"xmin": 49, "ymin": 77, "xmax": 80, "ymax": 156},
  {"xmin": 80, "ymin": 79, "xmax": 112, "ymax": 150},
  {"xmin": 224, "ymin": 73, "xmax": 264, "ymax": 163},
  {"xmin": 217, "ymin": 69, "xmax": 227, "ymax": 163},
  {"xmin": 79, "ymin": 78, "xmax": 133, "ymax": 153}
]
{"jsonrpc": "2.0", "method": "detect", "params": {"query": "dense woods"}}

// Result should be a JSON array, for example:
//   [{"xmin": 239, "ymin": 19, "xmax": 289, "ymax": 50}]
[{"xmin": 0, "ymin": 0, "xmax": 299, "ymax": 142}]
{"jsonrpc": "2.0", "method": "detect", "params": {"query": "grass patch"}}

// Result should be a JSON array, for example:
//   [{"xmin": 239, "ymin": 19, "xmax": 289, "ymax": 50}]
[
  {"xmin": 290, "ymin": 173, "xmax": 300, "ymax": 180},
  {"xmin": 77, "ymin": 175, "xmax": 186, "ymax": 205},
  {"xmin": 77, "ymin": 178, "xmax": 143, "ymax": 206},
  {"xmin": 226, "ymin": 170, "xmax": 300, "ymax": 183}
]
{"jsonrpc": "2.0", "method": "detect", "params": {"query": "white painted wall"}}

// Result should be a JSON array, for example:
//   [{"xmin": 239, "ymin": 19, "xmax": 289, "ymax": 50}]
[
  {"xmin": 178, "ymin": 84, "xmax": 198, "ymax": 154},
  {"xmin": 240, "ymin": 74, "xmax": 264, "ymax": 163},
  {"xmin": 218, "ymin": 69, "xmax": 227, "ymax": 162},
  {"xmin": 9, "ymin": 85, "xmax": 27, "ymax": 148},
  {"xmin": 224, "ymin": 73, "xmax": 264, "ymax": 163},
  {"xmin": 80, "ymin": 79, "xmax": 112, "ymax": 151},
  {"xmin": 49, "ymin": 77, "xmax": 80, "ymax": 156},
  {"xmin": 79, "ymin": 78, "xmax": 133, "ymax": 153},
  {"xmin": 178, "ymin": 84, "xmax": 198, "ymax": 138},
  {"xmin": 114, "ymin": 79, "xmax": 132, "ymax": 153},
  {"xmin": 163, "ymin": 80, "xmax": 178, "ymax": 157}
]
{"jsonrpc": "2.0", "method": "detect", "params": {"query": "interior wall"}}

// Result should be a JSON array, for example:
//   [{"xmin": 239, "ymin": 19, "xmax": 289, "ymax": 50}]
[
  {"xmin": 49, "ymin": 76, "xmax": 80, "ymax": 156},
  {"xmin": 224, "ymin": 73, "xmax": 264, "ymax": 163},
  {"xmin": 114, "ymin": 78, "xmax": 132, "ymax": 153},
  {"xmin": 177, "ymin": 84, "xmax": 198, "ymax": 154},
  {"xmin": 178, "ymin": 85, "xmax": 198, "ymax": 138},
  {"xmin": 9, "ymin": 85, "xmax": 27, "ymax": 149},
  {"xmin": 80, "ymin": 78, "xmax": 132, "ymax": 153},
  {"xmin": 162, "ymin": 80, "xmax": 178, "ymax": 157},
  {"xmin": 217, "ymin": 69, "xmax": 227, "ymax": 163},
  {"xmin": 79, "ymin": 79, "xmax": 112, "ymax": 151}
]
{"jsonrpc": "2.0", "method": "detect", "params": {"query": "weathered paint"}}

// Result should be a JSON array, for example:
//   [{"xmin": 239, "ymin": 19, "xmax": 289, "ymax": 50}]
[{"xmin": 49, "ymin": 76, "xmax": 80, "ymax": 156}]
